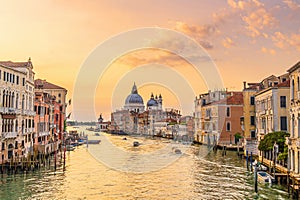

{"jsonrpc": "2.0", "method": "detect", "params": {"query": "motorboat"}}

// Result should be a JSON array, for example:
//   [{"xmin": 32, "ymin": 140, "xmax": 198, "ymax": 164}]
[
  {"xmin": 133, "ymin": 141, "xmax": 140, "ymax": 147},
  {"xmin": 257, "ymin": 171, "xmax": 275, "ymax": 183},
  {"xmin": 87, "ymin": 140, "xmax": 101, "ymax": 144},
  {"xmin": 174, "ymin": 149, "xmax": 182, "ymax": 154},
  {"xmin": 66, "ymin": 145, "xmax": 75, "ymax": 151}
]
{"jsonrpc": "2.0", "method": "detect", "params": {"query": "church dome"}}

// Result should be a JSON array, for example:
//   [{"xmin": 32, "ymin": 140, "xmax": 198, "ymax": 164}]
[
  {"xmin": 125, "ymin": 83, "xmax": 144, "ymax": 105},
  {"xmin": 147, "ymin": 93, "xmax": 158, "ymax": 107}
]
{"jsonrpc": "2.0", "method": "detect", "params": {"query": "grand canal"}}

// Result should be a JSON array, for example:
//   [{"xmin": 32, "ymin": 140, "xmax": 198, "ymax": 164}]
[{"xmin": 0, "ymin": 127, "xmax": 290, "ymax": 199}]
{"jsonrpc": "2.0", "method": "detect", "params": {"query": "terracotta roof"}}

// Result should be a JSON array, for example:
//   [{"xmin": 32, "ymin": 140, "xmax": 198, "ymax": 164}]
[
  {"xmin": 287, "ymin": 61, "xmax": 300, "ymax": 73},
  {"xmin": 35, "ymin": 79, "xmax": 66, "ymax": 90},
  {"xmin": 227, "ymin": 92, "xmax": 243, "ymax": 105},
  {"xmin": 0, "ymin": 60, "xmax": 32, "ymax": 68},
  {"xmin": 277, "ymin": 80, "xmax": 290, "ymax": 87}
]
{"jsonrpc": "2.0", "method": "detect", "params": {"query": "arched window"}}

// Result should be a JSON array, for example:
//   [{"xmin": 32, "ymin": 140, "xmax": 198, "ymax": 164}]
[
  {"xmin": 22, "ymin": 95, "xmax": 25, "ymax": 110},
  {"xmin": 12, "ymin": 92, "xmax": 14, "ymax": 108},
  {"xmin": 16, "ymin": 93, "xmax": 18, "ymax": 109},
  {"xmin": 292, "ymin": 79, "xmax": 295, "ymax": 100},
  {"xmin": 2, "ymin": 90, "xmax": 5, "ymax": 107},
  {"xmin": 15, "ymin": 119, "xmax": 18, "ymax": 132}
]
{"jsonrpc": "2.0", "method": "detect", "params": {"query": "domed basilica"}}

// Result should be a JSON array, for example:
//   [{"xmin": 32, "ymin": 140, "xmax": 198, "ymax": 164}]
[
  {"xmin": 124, "ymin": 82, "xmax": 163, "ymax": 112},
  {"xmin": 110, "ymin": 82, "xmax": 181, "ymax": 135}
]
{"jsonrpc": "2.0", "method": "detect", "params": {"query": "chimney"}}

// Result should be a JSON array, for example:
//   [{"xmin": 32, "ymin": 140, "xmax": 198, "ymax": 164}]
[{"xmin": 243, "ymin": 81, "xmax": 246, "ymax": 90}]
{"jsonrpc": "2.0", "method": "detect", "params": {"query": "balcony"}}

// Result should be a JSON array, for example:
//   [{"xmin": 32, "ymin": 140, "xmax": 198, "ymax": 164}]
[
  {"xmin": 39, "ymin": 131, "xmax": 50, "ymax": 137},
  {"xmin": 0, "ymin": 107, "xmax": 21, "ymax": 114},
  {"xmin": 24, "ymin": 128, "xmax": 35, "ymax": 133},
  {"xmin": 22, "ymin": 110, "xmax": 36, "ymax": 116},
  {"xmin": 2, "ymin": 132, "xmax": 18, "ymax": 139},
  {"xmin": 204, "ymin": 116, "xmax": 211, "ymax": 120},
  {"xmin": 258, "ymin": 110, "xmax": 266, "ymax": 115}
]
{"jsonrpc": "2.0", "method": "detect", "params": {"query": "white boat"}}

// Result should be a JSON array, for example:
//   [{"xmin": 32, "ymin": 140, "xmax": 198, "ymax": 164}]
[
  {"xmin": 257, "ymin": 171, "xmax": 275, "ymax": 183},
  {"xmin": 66, "ymin": 145, "xmax": 75, "ymax": 151},
  {"xmin": 252, "ymin": 163, "xmax": 267, "ymax": 171}
]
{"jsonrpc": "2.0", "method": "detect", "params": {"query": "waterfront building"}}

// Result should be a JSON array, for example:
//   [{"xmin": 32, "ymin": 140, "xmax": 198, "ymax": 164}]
[
  {"xmin": 255, "ymin": 78, "xmax": 290, "ymax": 160},
  {"xmin": 0, "ymin": 59, "xmax": 35, "ymax": 163},
  {"xmin": 194, "ymin": 90, "xmax": 243, "ymax": 145},
  {"xmin": 34, "ymin": 79, "xmax": 67, "ymax": 140},
  {"xmin": 287, "ymin": 61, "xmax": 300, "ymax": 175}
]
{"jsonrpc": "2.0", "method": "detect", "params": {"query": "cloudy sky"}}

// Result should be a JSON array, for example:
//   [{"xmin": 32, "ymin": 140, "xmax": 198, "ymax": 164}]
[{"xmin": 0, "ymin": 0, "xmax": 299, "ymax": 121}]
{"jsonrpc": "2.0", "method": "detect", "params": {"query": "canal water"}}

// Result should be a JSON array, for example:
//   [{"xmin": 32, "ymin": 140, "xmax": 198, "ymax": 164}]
[{"xmin": 0, "ymin": 127, "xmax": 290, "ymax": 199}]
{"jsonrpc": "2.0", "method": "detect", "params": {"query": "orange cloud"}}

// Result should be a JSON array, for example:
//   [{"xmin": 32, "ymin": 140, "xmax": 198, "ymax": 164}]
[
  {"xmin": 261, "ymin": 47, "xmax": 276, "ymax": 55},
  {"xmin": 283, "ymin": 0, "xmax": 300, "ymax": 10},
  {"xmin": 242, "ymin": 7, "xmax": 276, "ymax": 37},
  {"xmin": 173, "ymin": 21, "xmax": 216, "ymax": 49},
  {"xmin": 271, "ymin": 31, "xmax": 300, "ymax": 51},
  {"xmin": 222, "ymin": 37, "xmax": 235, "ymax": 48}
]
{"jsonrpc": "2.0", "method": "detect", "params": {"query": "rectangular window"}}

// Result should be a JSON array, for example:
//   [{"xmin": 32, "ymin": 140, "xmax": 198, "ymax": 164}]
[
  {"xmin": 280, "ymin": 116, "xmax": 287, "ymax": 131},
  {"xmin": 12, "ymin": 74, "xmax": 15, "ymax": 83},
  {"xmin": 22, "ymin": 78, "xmax": 25, "ymax": 86},
  {"xmin": 251, "ymin": 131, "xmax": 256, "ymax": 138},
  {"xmin": 226, "ymin": 107, "xmax": 230, "ymax": 117},
  {"xmin": 16, "ymin": 76, "xmax": 19, "ymax": 85},
  {"xmin": 250, "ymin": 96, "xmax": 255, "ymax": 105},
  {"xmin": 0, "ymin": 70, "xmax": 1, "ymax": 79},
  {"xmin": 250, "ymin": 116, "xmax": 255, "ymax": 125},
  {"xmin": 280, "ymin": 96, "xmax": 286, "ymax": 108},
  {"xmin": 4, "ymin": 72, "xmax": 6, "ymax": 81},
  {"xmin": 226, "ymin": 122, "xmax": 231, "ymax": 131}
]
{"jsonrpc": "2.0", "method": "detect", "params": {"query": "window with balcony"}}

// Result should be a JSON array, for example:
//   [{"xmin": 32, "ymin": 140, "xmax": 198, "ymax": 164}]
[
  {"xmin": 280, "ymin": 116, "xmax": 287, "ymax": 131},
  {"xmin": 280, "ymin": 96, "xmax": 286, "ymax": 108}
]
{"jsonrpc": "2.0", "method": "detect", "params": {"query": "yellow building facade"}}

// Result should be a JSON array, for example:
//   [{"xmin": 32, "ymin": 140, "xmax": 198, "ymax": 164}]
[{"xmin": 287, "ymin": 61, "xmax": 300, "ymax": 175}]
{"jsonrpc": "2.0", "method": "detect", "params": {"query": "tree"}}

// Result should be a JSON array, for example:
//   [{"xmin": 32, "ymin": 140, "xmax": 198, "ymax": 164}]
[{"xmin": 258, "ymin": 131, "xmax": 290, "ymax": 162}]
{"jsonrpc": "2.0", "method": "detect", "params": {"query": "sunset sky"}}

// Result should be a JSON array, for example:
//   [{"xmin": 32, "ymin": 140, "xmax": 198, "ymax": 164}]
[{"xmin": 0, "ymin": 0, "xmax": 299, "ymax": 121}]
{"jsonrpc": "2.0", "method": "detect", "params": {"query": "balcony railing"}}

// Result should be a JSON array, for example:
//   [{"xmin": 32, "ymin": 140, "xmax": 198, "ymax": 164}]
[
  {"xmin": 39, "ymin": 131, "xmax": 50, "ymax": 137},
  {"xmin": 0, "ymin": 107, "xmax": 21, "ymax": 114},
  {"xmin": 22, "ymin": 110, "xmax": 36, "ymax": 116},
  {"xmin": 2, "ymin": 132, "xmax": 18, "ymax": 139},
  {"xmin": 258, "ymin": 129, "xmax": 266, "ymax": 134}
]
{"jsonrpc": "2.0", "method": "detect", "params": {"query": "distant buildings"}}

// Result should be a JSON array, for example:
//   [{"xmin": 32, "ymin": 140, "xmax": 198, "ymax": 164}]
[
  {"xmin": 0, "ymin": 59, "xmax": 67, "ymax": 164},
  {"xmin": 110, "ymin": 83, "xmax": 187, "ymax": 139}
]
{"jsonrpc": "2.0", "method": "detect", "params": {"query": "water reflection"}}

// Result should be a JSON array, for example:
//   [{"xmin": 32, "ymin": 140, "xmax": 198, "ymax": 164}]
[{"xmin": 0, "ymin": 127, "xmax": 291, "ymax": 199}]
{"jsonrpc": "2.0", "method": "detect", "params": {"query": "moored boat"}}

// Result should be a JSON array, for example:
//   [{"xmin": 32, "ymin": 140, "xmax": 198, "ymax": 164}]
[
  {"xmin": 257, "ymin": 171, "xmax": 275, "ymax": 183},
  {"xmin": 66, "ymin": 145, "xmax": 75, "ymax": 151},
  {"xmin": 87, "ymin": 140, "xmax": 101, "ymax": 144}
]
